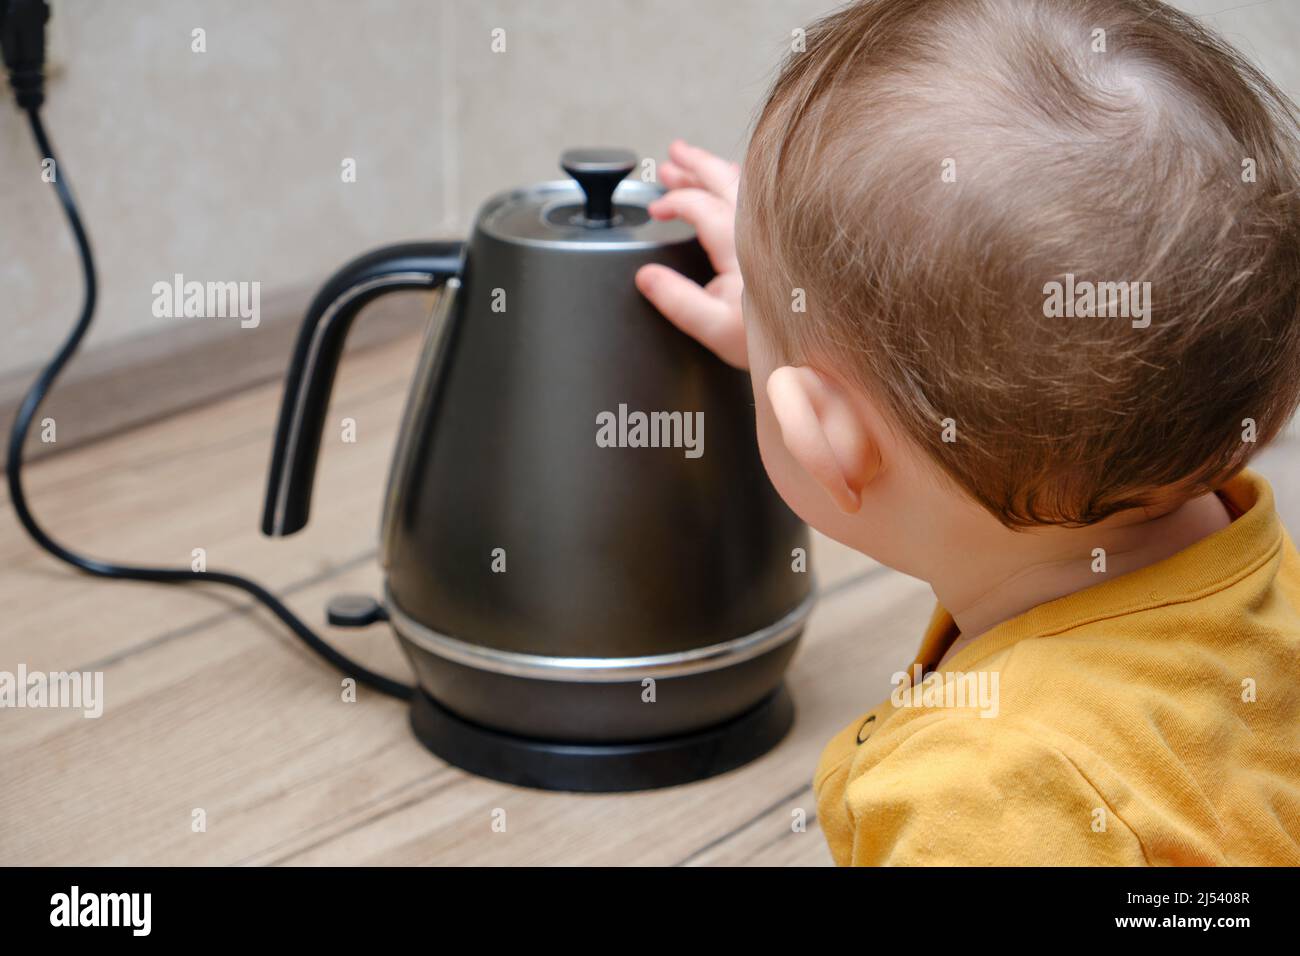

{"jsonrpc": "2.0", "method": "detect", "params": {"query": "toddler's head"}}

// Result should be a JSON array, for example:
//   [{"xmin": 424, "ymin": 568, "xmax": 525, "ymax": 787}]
[{"xmin": 736, "ymin": 0, "xmax": 1300, "ymax": 572}]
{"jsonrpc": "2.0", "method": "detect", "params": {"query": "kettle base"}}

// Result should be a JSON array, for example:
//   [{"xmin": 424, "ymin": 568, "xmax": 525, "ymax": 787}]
[{"xmin": 408, "ymin": 683, "xmax": 794, "ymax": 793}]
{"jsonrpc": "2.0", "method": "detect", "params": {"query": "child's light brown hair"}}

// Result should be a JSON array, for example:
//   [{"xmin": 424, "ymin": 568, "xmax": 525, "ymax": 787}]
[{"xmin": 739, "ymin": 0, "xmax": 1300, "ymax": 527}]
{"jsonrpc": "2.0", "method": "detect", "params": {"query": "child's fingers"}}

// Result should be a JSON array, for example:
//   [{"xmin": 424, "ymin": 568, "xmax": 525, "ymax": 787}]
[
  {"xmin": 635, "ymin": 265, "xmax": 748, "ymax": 368},
  {"xmin": 646, "ymin": 188, "xmax": 738, "ymax": 272},
  {"xmin": 658, "ymin": 161, "xmax": 700, "ymax": 191},
  {"xmin": 668, "ymin": 140, "xmax": 741, "ymax": 204},
  {"xmin": 635, "ymin": 264, "xmax": 726, "ymax": 332}
]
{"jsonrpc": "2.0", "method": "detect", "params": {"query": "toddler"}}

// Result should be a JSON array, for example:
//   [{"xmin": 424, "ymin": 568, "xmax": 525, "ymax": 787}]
[{"xmin": 637, "ymin": 0, "xmax": 1300, "ymax": 865}]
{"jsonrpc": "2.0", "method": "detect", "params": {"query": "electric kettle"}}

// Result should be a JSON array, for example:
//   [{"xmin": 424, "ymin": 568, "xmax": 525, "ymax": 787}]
[{"xmin": 261, "ymin": 148, "xmax": 814, "ymax": 791}]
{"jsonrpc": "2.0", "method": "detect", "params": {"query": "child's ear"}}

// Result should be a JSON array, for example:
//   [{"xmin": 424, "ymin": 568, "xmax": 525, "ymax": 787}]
[{"xmin": 766, "ymin": 365, "xmax": 881, "ymax": 514}]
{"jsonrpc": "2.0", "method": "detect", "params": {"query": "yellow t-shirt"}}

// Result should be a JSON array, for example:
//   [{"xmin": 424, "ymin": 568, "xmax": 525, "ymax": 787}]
[{"xmin": 814, "ymin": 469, "xmax": 1300, "ymax": 865}]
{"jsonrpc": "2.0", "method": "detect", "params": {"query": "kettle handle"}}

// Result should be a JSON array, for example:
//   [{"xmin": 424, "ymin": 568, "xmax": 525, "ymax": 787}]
[{"xmin": 261, "ymin": 241, "xmax": 465, "ymax": 537}]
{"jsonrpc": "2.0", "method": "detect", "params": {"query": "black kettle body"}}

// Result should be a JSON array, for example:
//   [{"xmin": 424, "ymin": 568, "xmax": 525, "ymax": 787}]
[{"xmin": 262, "ymin": 150, "xmax": 813, "ymax": 790}]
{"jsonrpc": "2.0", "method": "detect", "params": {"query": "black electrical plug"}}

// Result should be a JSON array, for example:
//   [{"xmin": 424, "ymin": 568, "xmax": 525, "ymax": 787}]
[{"xmin": 0, "ymin": 0, "xmax": 50, "ymax": 110}]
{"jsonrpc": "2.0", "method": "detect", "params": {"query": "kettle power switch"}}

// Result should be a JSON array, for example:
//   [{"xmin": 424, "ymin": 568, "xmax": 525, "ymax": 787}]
[
  {"xmin": 326, "ymin": 594, "xmax": 389, "ymax": 629},
  {"xmin": 560, "ymin": 147, "xmax": 637, "ymax": 226}
]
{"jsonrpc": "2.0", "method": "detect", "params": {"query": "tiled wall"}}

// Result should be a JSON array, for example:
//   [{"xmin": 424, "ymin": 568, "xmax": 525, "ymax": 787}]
[{"xmin": 1, "ymin": 0, "xmax": 1297, "ymax": 376}]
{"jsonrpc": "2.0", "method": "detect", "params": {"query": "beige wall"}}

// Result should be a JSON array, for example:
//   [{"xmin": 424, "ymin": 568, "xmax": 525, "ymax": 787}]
[
  {"xmin": 1, "ymin": 0, "xmax": 1297, "ymax": 378},
  {"xmin": 0, "ymin": 0, "xmax": 831, "ymax": 377}
]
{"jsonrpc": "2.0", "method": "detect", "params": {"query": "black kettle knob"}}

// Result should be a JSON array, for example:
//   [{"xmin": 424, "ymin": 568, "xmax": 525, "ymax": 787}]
[{"xmin": 561, "ymin": 147, "xmax": 637, "ymax": 226}]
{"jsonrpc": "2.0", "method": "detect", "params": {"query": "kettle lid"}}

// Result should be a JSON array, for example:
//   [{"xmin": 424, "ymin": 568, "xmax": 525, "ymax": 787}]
[{"xmin": 478, "ymin": 147, "xmax": 698, "ymax": 249}]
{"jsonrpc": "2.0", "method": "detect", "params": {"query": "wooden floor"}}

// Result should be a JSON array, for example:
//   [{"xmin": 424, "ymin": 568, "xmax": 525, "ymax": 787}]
[
  {"xmin": 3, "ymin": 327, "xmax": 1298, "ymax": 866},
  {"xmin": 0, "ymin": 328, "xmax": 940, "ymax": 866}
]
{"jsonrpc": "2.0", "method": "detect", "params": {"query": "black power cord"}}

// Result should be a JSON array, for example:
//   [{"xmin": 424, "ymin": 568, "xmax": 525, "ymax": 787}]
[{"xmin": 3, "ymin": 0, "xmax": 413, "ymax": 701}]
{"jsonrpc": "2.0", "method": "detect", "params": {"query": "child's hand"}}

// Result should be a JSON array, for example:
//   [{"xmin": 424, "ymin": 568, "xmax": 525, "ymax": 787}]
[{"xmin": 635, "ymin": 140, "xmax": 748, "ymax": 369}]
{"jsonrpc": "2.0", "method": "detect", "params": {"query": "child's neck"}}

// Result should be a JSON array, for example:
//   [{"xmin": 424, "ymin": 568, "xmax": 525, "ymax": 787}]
[{"xmin": 933, "ymin": 491, "xmax": 1233, "ymax": 652}]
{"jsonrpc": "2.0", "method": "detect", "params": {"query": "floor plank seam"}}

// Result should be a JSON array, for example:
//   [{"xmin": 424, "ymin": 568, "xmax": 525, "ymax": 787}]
[
  {"xmin": 68, "ymin": 548, "xmax": 378, "ymax": 674},
  {"xmin": 228, "ymin": 732, "xmax": 411, "ymax": 819},
  {"xmin": 232, "ymin": 767, "xmax": 452, "ymax": 867},
  {"xmin": 673, "ymin": 782, "xmax": 812, "ymax": 867},
  {"xmin": 260, "ymin": 771, "xmax": 464, "ymax": 866},
  {"xmin": 741, "ymin": 805, "xmax": 824, "ymax": 865},
  {"xmin": 0, "ymin": 373, "xmax": 411, "ymax": 510}
]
